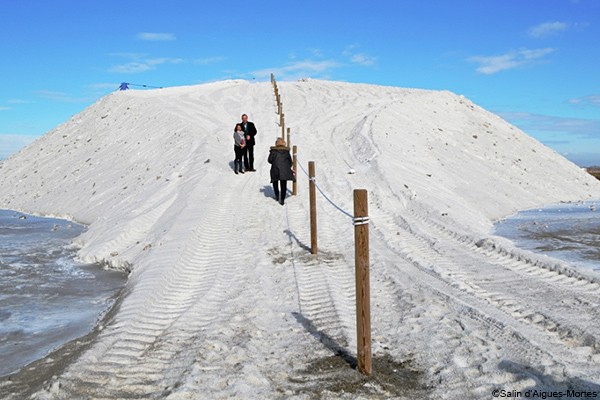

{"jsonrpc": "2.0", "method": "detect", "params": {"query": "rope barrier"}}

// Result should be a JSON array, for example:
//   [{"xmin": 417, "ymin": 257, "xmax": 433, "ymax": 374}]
[
  {"xmin": 297, "ymin": 155, "xmax": 354, "ymax": 220},
  {"xmin": 275, "ymin": 74, "xmax": 368, "ymax": 225}
]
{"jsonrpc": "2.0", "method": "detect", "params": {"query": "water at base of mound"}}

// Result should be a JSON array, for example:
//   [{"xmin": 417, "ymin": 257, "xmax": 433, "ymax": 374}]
[
  {"xmin": 0, "ymin": 209, "xmax": 127, "ymax": 377},
  {"xmin": 493, "ymin": 200, "xmax": 600, "ymax": 273}
]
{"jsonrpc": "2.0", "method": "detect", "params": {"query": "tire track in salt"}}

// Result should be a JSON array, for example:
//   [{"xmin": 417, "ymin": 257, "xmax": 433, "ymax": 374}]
[
  {"xmin": 370, "ymin": 227, "xmax": 553, "ymax": 396},
  {"xmin": 369, "ymin": 199, "xmax": 600, "ymax": 393},
  {"xmin": 398, "ymin": 201, "xmax": 600, "ymax": 354},
  {"xmin": 55, "ymin": 174, "xmax": 257, "ymax": 398},
  {"xmin": 283, "ymin": 193, "xmax": 357, "ymax": 362},
  {"xmin": 337, "ymin": 101, "xmax": 600, "ymax": 383}
]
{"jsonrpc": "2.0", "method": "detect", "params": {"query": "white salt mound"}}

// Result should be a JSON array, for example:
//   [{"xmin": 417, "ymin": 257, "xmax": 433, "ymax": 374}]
[{"xmin": 1, "ymin": 79, "xmax": 599, "ymax": 399}]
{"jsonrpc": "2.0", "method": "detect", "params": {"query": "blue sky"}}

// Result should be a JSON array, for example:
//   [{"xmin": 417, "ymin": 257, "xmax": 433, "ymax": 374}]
[{"xmin": 1, "ymin": 0, "xmax": 599, "ymax": 165}]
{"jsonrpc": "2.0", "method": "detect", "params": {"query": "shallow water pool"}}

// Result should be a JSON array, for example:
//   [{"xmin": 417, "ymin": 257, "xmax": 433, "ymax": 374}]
[{"xmin": 0, "ymin": 209, "xmax": 127, "ymax": 377}]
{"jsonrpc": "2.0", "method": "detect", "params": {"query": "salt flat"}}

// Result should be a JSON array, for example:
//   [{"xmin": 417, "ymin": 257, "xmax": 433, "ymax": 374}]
[{"xmin": 1, "ymin": 79, "xmax": 599, "ymax": 399}]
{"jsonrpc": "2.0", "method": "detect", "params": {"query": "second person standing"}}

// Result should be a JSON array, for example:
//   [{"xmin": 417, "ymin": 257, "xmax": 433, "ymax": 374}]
[{"xmin": 240, "ymin": 113, "xmax": 257, "ymax": 172}]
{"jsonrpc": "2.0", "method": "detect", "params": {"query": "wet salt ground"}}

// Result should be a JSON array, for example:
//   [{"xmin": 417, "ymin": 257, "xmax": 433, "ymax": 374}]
[
  {"xmin": 0, "ymin": 210, "xmax": 127, "ymax": 377},
  {"xmin": 493, "ymin": 200, "xmax": 600, "ymax": 273}
]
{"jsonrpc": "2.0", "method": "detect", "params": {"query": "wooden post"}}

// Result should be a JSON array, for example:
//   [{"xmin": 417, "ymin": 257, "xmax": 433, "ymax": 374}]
[
  {"xmin": 287, "ymin": 128, "xmax": 291, "ymax": 147},
  {"xmin": 354, "ymin": 189, "xmax": 371, "ymax": 375},
  {"xmin": 281, "ymin": 113, "xmax": 285, "ymax": 138},
  {"xmin": 309, "ymin": 161, "xmax": 317, "ymax": 254},
  {"xmin": 292, "ymin": 145, "xmax": 298, "ymax": 196}
]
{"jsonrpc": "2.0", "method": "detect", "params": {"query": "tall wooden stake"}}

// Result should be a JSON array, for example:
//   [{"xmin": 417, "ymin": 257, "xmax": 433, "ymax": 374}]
[
  {"xmin": 354, "ymin": 189, "xmax": 371, "ymax": 375},
  {"xmin": 287, "ymin": 128, "xmax": 291, "ymax": 147},
  {"xmin": 281, "ymin": 113, "xmax": 285, "ymax": 138},
  {"xmin": 309, "ymin": 161, "xmax": 317, "ymax": 254},
  {"xmin": 292, "ymin": 145, "xmax": 298, "ymax": 196}
]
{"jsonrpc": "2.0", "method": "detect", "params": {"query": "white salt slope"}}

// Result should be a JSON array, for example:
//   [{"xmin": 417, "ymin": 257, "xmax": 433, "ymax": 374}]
[{"xmin": 1, "ymin": 79, "xmax": 600, "ymax": 399}]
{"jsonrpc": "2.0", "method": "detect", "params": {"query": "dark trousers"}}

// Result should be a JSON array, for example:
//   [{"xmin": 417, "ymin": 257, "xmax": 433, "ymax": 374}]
[
  {"xmin": 273, "ymin": 180, "xmax": 288, "ymax": 203},
  {"xmin": 244, "ymin": 144, "xmax": 254, "ymax": 170},
  {"xmin": 234, "ymin": 146, "xmax": 246, "ymax": 172}
]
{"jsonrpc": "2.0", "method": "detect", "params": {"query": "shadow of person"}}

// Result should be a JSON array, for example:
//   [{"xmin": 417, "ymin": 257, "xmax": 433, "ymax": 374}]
[{"xmin": 260, "ymin": 185, "xmax": 276, "ymax": 199}]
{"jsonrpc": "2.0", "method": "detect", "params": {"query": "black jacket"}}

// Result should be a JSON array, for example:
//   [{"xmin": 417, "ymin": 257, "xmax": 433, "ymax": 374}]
[
  {"xmin": 268, "ymin": 146, "xmax": 294, "ymax": 182},
  {"xmin": 240, "ymin": 121, "xmax": 257, "ymax": 146}
]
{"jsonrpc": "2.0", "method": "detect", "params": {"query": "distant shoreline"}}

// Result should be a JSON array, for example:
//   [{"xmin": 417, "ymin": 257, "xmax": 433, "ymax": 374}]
[{"xmin": 586, "ymin": 167, "xmax": 600, "ymax": 180}]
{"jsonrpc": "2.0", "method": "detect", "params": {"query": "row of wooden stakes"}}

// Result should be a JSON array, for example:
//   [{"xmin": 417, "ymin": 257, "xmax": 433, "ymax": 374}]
[{"xmin": 269, "ymin": 74, "xmax": 373, "ymax": 376}]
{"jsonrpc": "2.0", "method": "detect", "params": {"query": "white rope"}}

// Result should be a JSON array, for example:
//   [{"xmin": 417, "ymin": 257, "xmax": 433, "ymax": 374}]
[{"xmin": 296, "ymin": 156, "xmax": 355, "ymax": 220}]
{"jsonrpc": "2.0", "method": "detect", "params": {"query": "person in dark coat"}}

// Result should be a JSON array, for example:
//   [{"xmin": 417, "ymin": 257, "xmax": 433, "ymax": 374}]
[
  {"xmin": 268, "ymin": 138, "xmax": 294, "ymax": 205},
  {"xmin": 240, "ymin": 114, "xmax": 257, "ymax": 171}
]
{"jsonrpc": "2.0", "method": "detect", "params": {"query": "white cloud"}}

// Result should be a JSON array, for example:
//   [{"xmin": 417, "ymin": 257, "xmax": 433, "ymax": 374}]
[
  {"xmin": 350, "ymin": 53, "xmax": 376, "ymax": 66},
  {"xmin": 110, "ymin": 57, "xmax": 184, "ymax": 74},
  {"xmin": 568, "ymin": 95, "xmax": 600, "ymax": 108},
  {"xmin": 499, "ymin": 111, "xmax": 600, "ymax": 139},
  {"xmin": 87, "ymin": 83, "xmax": 123, "ymax": 91},
  {"xmin": 111, "ymin": 62, "xmax": 153, "ymax": 74},
  {"xmin": 194, "ymin": 56, "xmax": 225, "ymax": 65},
  {"xmin": 252, "ymin": 60, "xmax": 340, "ymax": 80},
  {"xmin": 343, "ymin": 45, "xmax": 377, "ymax": 66},
  {"xmin": 0, "ymin": 106, "xmax": 11, "ymax": 111},
  {"xmin": 499, "ymin": 111, "xmax": 600, "ymax": 166},
  {"xmin": 528, "ymin": 22, "xmax": 568, "ymax": 38},
  {"xmin": 35, "ymin": 90, "xmax": 96, "ymax": 103},
  {"xmin": 148, "ymin": 57, "xmax": 184, "ymax": 65},
  {"xmin": 137, "ymin": 32, "xmax": 176, "ymax": 41},
  {"xmin": 468, "ymin": 48, "xmax": 555, "ymax": 74},
  {"xmin": 252, "ymin": 46, "xmax": 374, "ymax": 81}
]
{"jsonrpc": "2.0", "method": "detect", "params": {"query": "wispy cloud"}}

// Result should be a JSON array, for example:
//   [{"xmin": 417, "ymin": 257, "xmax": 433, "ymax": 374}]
[
  {"xmin": 194, "ymin": 56, "xmax": 225, "ymax": 65},
  {"xmin": 7, "ymin": 99, "xmax": 31, "ymax": 104},
  {"xmin": 349, "ymin": 53, "xmax": 377, "ymax": 66},
  {"xmin": 568, "ymin": 95, "xmax": 600, "ymax": 108},
  {"xmin": 468, "ymin": 47, "xmax": 555, "ymax": 74},
  {"xmin": 499, "ymin": 111, "xmax": 600, "ymax": 139},
  {"xmin": 35, "ymin": 90, "xmax": 93, "ymax": 103},
  {"xmin": 343, "ymin": 45, "xmax": 377, "ymax": 66},
  {"xmin": 0, "ymin": 99, "xmax": 31, "ymax": 111},
  {"xmin": 528, "ymin": 21, "xmax": 568, "ymax": 38},
  {"xmin": 499, "ymin": 111, "xmax": 600, "ymax": 166},
  {"xmin": 110, "ymin": 57, "xmax": 184, "ymax": 74},
  {"xmin": 137, "ymin": 32, "xmax": 176, "ymax": 41},
  {"xmin": 252, "ymin": 60, "xmax": 340, "ymax": 80},
  {"xmin": 252, "ymin": 45, "xmax": 374, "ymax": 81},
  {"xmin": 87, "ymin": 83, "xmax": 122, "ymax": 91}
]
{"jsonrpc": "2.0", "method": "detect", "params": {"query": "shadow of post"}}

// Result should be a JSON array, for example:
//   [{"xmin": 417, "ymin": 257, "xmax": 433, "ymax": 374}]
[
  {"xmin": 284, "ymin": 229, "xmax": 311, "ymax": 252},
  {"xmin": 292, "ymin": 312, "xmax": 357, "ymax": 369}
]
